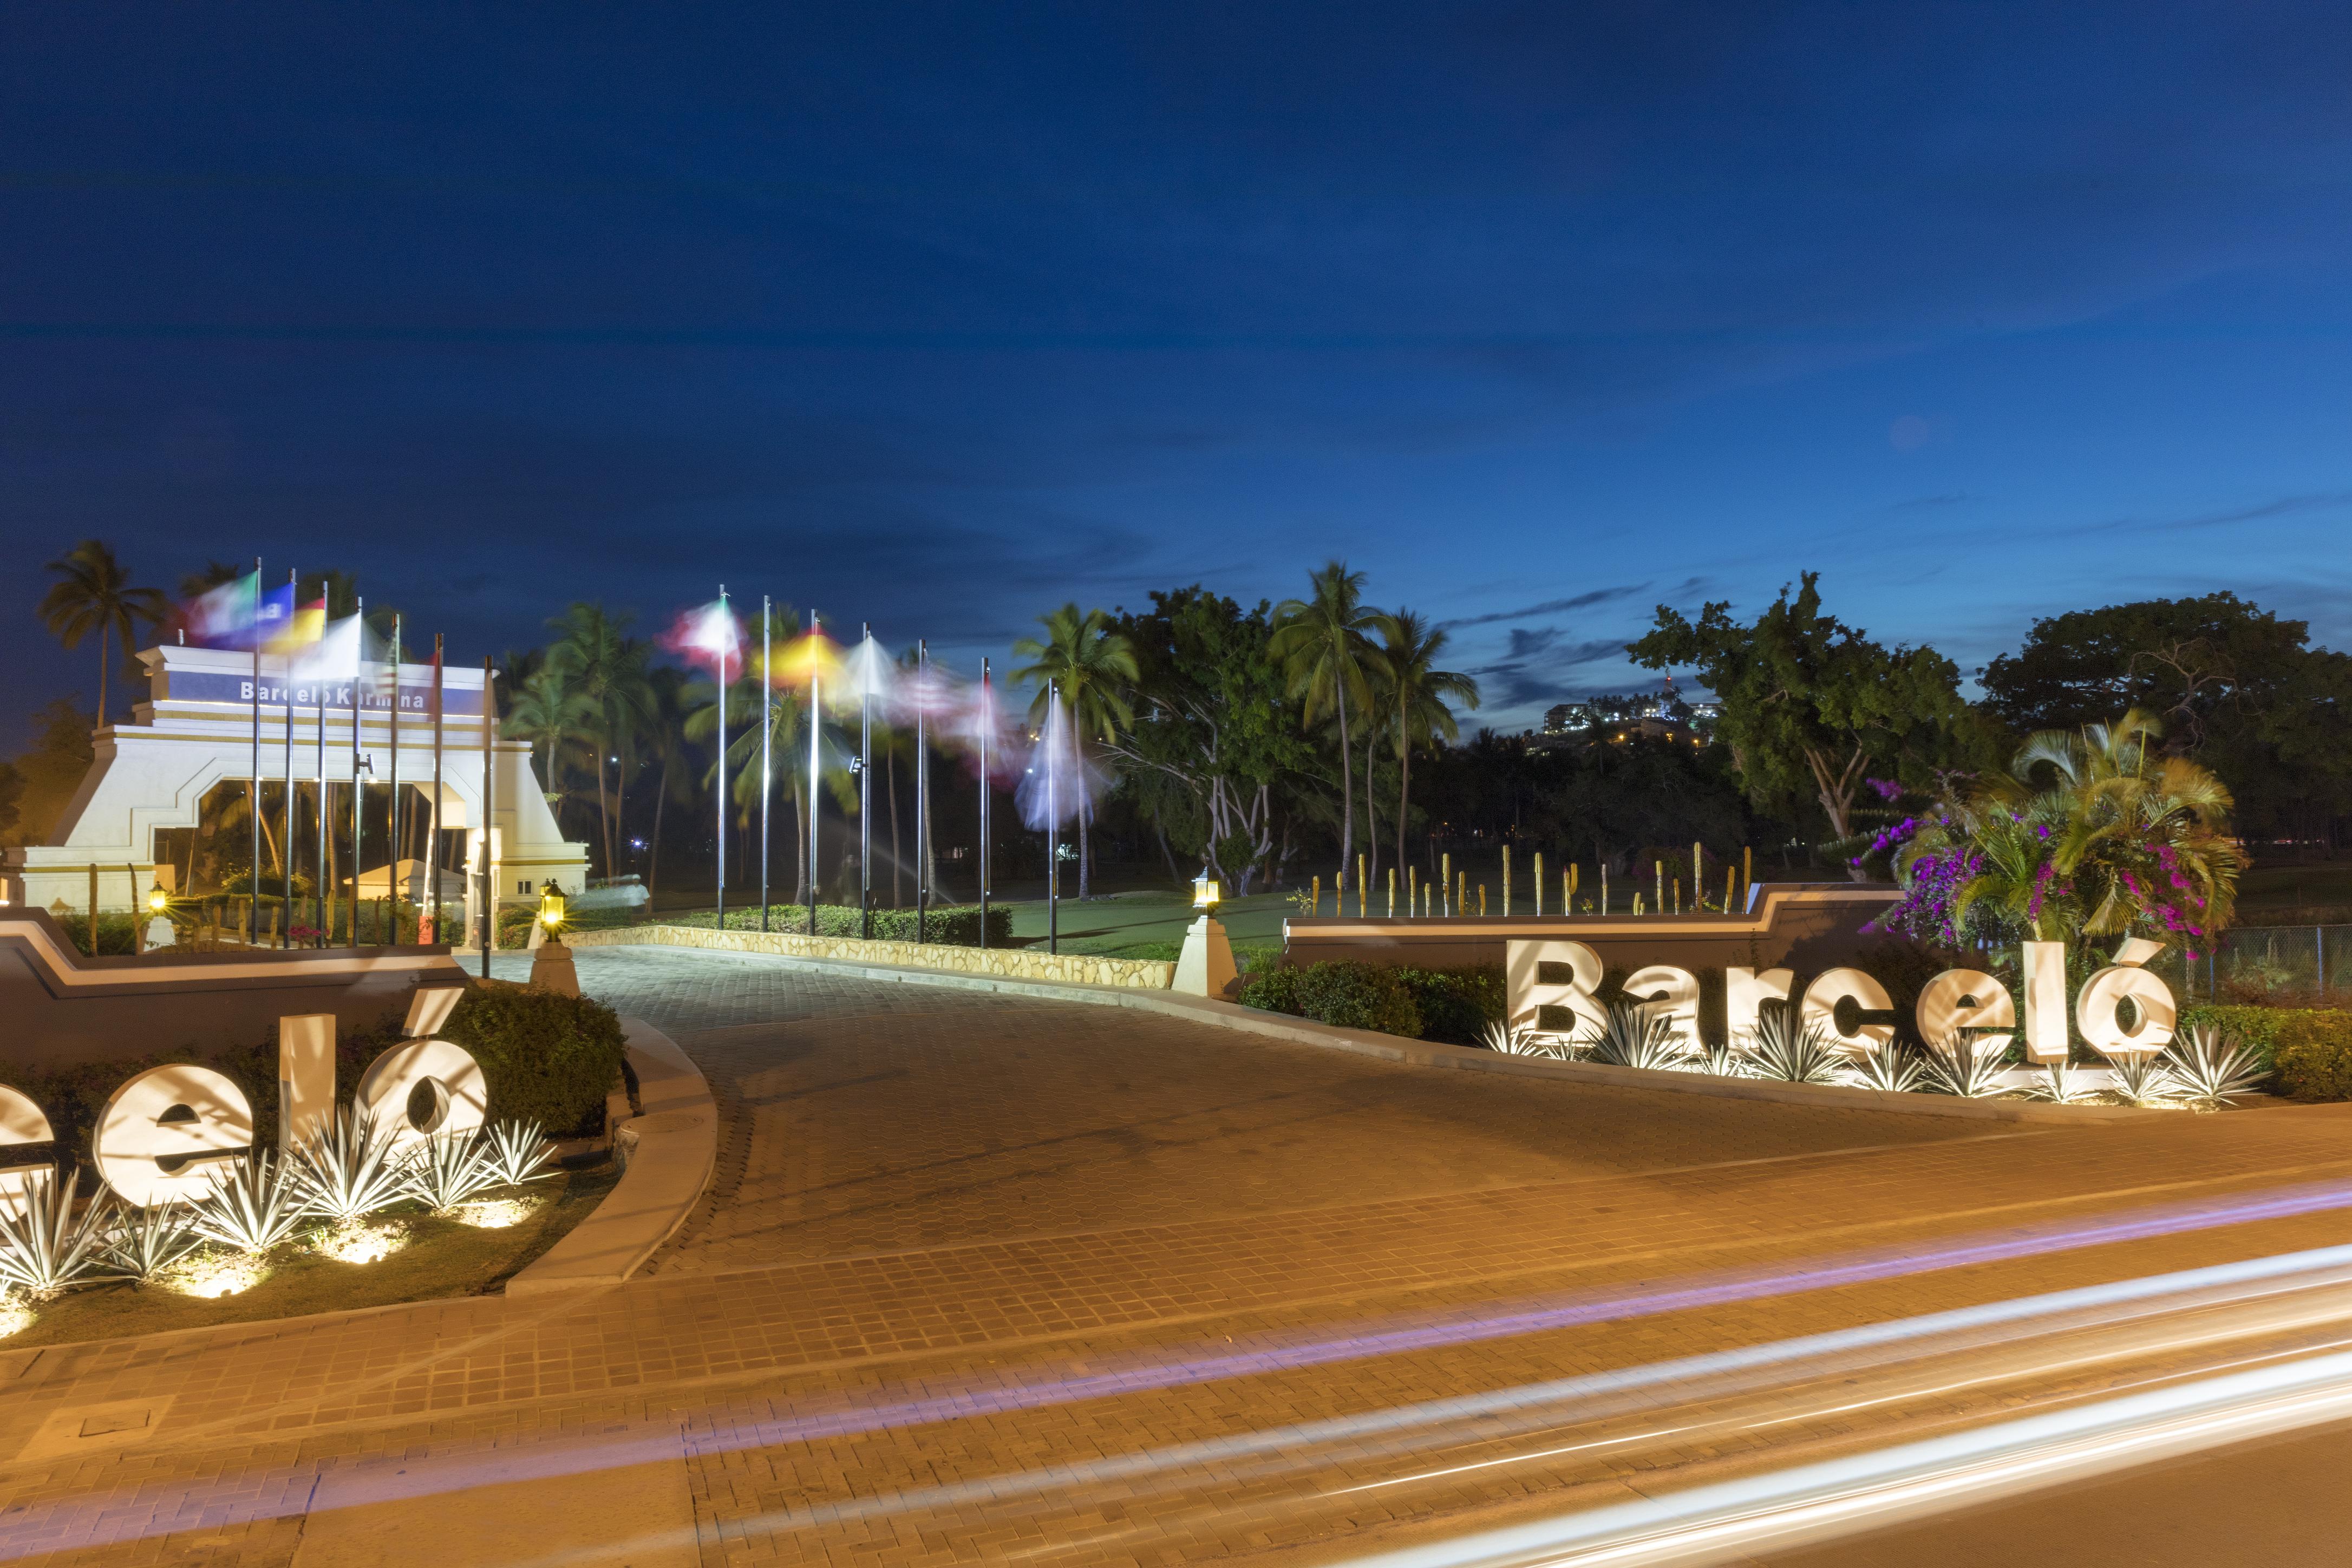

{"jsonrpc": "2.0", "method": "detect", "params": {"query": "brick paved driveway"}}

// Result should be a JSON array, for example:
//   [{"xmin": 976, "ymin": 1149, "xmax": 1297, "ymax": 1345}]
[
  {"xmin": 532, "ymin": 947, "xmax": 1983, "ymax": 1272},
  {"xmin": 9, "ymin": 945, "xmax": 2352, "ymax": 1567}
]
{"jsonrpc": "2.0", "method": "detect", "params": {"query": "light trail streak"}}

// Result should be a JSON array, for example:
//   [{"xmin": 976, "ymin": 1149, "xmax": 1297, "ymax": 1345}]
[
  {"xmin": 1340, "ymin": 1347, "xmax": 2352, "ymax": 1568},
  {"xmin": 11, "ymin": 1198, "xmax": 2352, "ymax": 1560}
]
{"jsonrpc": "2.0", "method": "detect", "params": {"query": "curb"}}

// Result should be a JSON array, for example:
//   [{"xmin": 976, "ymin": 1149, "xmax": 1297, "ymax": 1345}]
[
  {"xmin": 505, "ymin": 1017, "xmax": 717, "ymax": 1295},
  {"xmin": 578, "ymin": 943, "xmax": 2153, "ymax": 1126}
]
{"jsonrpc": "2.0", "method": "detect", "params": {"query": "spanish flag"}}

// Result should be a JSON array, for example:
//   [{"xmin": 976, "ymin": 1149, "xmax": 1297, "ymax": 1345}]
[{"xmin": 269, "ymin": 596, "xmax": 327, "ymax": 655}]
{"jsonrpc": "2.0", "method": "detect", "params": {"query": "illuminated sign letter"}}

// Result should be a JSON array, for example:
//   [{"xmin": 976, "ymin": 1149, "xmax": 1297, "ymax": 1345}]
[
  {"xmin": 1915, "ymin": 970, "xmax": 2017, "ymax": 1058},
  {"xmin": 0, "ymin": 1086, "xmax": 56, "ymax": 1221},
  {"xmin": 356, "ymin": 1038, "xmax": 488, "ymax": 1155},
  {"xmin": 1622, "ymin": 965, "xmax": 1701, "ymax": 1047},
  {"xmin": 279, "ymin": 1014, "xmax": 337, "ymax": 1149},
  {"xmin": 1800, "ymin": 968, "xmax": 1896, "ymax": 1054},
  {"xmin": 1507, "ymin": 939, "xmax": 1604, "ymax": 1044},
  {"xmin": 2076, "ymin": 937, "xmax": 2177, "ymax": 1059},
  {"xmin": 95, "ymin": 1065, "xmax": 256, "ymax": 1208},
  {"xmin": 1726, "ymin": 967, "xmax": 1794, "ymax": 1043},
  {"xmin": 2020, "ymin": 940, "xmax": 2070, "ymax": 1063}
]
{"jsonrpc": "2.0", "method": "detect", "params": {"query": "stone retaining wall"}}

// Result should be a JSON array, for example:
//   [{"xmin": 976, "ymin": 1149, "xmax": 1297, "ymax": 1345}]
[{"xmin": 564, "ymin": 923, "xmax": 1177, "ymax": 989}]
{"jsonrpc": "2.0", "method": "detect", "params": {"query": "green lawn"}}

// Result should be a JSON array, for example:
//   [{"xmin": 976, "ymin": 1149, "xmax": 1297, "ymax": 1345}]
[
  {"xmin": 2236, "ymin": 864, "xmax": 2352, "ymax": 920},
  {"xmin": 1000, "ymin": 887, "xmax": 1297, "ymax": 963}
]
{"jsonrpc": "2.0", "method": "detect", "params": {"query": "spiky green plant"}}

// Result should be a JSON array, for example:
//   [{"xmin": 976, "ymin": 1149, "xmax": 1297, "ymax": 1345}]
[
  {"xmin": 2162, "ymin": 1026, "xmax": 2268, "ymax": 1109},
  {"xmin": 1586, "ymin": 1003, "xmax": 1688, "ymax": 1072},
  {"xmin": 2028, "ymin": 1062, "xmax": 2103, "ymax": 1104},
  {"xmin": 1696, "ymin": 1038, "xmax": 1750, "ymax": 1079},
  {"xmin": 100, "ymin": 1200, "xmax": 204, "ymax": 1285},
  {"xmin": 1481, "ymin": 1020, "xmax": 1570, "ymax": 1060},
  {"xmin": 289, "ymin": 1110, "xmax": 407, "ymax": 1224},
  {"xmin": 1742, "ymin": 1009, "xmax": 1851, "ymax": 1084},
  {"xmin": 0, "ymin": 1169, "xmax": 114, "ymax": 1299},
  {"xmin": 401, "ymin": 1133, "xmax": 499, "ymax": 1216},
  {"xmin": 2106, "ymin": 1053, "xmax": 2183, "ymax": 1107},
  {"xmin": 1920, "ymin": 1033, "xmax": 2007, "ymax": 1097},
  {"xmin": 192, "ymin": 1152, "xmax": 305, "ymax": 1253},
  {"xmin": 1850, "ymin": 1046, "xmax": 1928, "ymax": 1094},
  {"xmin": 479, "ymin": 1121, "xmax": 558, "ymax": 1188}
]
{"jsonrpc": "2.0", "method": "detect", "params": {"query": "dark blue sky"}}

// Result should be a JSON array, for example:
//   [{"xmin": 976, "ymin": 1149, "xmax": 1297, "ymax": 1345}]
[{"xmin": 8, "ymin": 3, "xmax": 2352, "ymax": 745}]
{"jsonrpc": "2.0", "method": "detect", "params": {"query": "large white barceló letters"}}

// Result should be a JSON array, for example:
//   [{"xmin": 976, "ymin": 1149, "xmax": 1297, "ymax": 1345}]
[
  {"xmin": 94, "ymin": 1065, "xmax": 256, "ymax": 1208},
  {"xmin": 2077, "ymin": 936, "xmax": 2177, "ymax": 1058},
  {"xmin": 355, "ymin": 1038, "xmax": 489, "ymax": 1155},
  {"xmin": 1726, "ymin": 967, "xmax": 1795, "ymax": 1043},
  {"xmin": 2020, "ymin": 940, "xmax": 2071, "ymax": 1062},
  {"xmin": 1506, "ymin": 939, "xmax": 1605, "ymax": 1043},
  {"xmin": 0, "ymin": 1085, "xmax": 57, "ymax": 1221},
  {"xmin": 1800, "ymin": 968, "xmax": 1897, "ymax": 1054},
  {"xmin": 279, "ymin": 1013, "xmax": 337, "ymax": 1149},
  {"xmin": 1622, "ymin": 965, "xmax": 1702, "ymax": 1046},
  {"xmin": 1915, "ymin": 970, "xmax": 2017, "ymax": 1058}
]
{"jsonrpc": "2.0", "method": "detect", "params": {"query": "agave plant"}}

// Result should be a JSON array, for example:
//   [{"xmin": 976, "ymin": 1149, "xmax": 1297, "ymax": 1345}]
[
  {"xmin": 2106, "ymin": 1053, "xmax": 2183, "ymax": 1108},
  {"xmin": 1850, "ymin": 1046, "xmax": 1928, "ymax": 1094},
  {"xmin": 479, "ymin": 1121, "xmax": 558, "ymax": 1189},
  {"xmin": 1585, "ymin": 1003, "xmax": 1690, "ymax": 1072},
  {"xmin": 100, "ymin": 1200, "xmax": 205, "ymax": 1285},
  {"xmin": 289, "ymin": 1110, "xmax": 407, "ymax": 1224},
  {"xmin": 1695, "ymin": 1038, "xmax": 1750, "ymax": 1079},
  {"xmin": 192, "ymin": 1151, "xmax": 306, "ymax": 1253},
  {"xmin": 0, "ymin": 1168, "xmax": 114, "ymax": 1300},
  {"xmin": 1741, "ymin": 1009, "xmax": 1851, "ymax": 1085},
  {"xmin": 2163, "ymin": 1026, "xmax": 2268, "ymax": 1109},
  {"xmin": 2028, "ymin": 1062, "xmax": 2105, "ymax": 1105},
  {"xmin": 1920, "ymin": 1033, "xmax": 2008, "ymax": 1097},
  {"xmin": 402, "ymin": 1133, "xmax": 499, "ymax": 1216}
]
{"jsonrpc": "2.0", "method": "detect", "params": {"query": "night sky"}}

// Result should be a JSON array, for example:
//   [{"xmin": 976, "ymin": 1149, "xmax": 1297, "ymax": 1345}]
[{"xmin": 8, "ymin": 4, "xmax": 2352, "ymax": 747}]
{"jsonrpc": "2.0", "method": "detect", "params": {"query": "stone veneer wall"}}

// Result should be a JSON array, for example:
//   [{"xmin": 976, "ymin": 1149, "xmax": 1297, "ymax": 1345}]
[{"xmin": 564, "ymin": 923, "xmax": 1177, "ymax": 990}]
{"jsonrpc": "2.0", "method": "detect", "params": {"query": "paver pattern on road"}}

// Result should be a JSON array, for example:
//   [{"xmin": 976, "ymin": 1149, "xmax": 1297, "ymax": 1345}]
[{"xmin": 7, "ymin": 945, "xmax": 2352, "ymax": 1568}]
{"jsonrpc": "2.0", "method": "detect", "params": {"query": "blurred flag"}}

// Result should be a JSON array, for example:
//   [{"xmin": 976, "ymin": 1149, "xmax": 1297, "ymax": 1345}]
[
  {"xmin": 770, "ymin": 629, "xmax": 842, "ymax": 691},
  {"xmin": 183, "ymin": 570, "xmax": 259, "ymax": 648},
  {"xmin": 269, "ymin": 596, "xmax": 326, "ymax": 656},
  {"xmin": 296, "ymin": 614, "xmax": 364, "ymax": 682},
  {"xmin": 662, "ymin": 599, "xmax": 744, "ymax": 680}
]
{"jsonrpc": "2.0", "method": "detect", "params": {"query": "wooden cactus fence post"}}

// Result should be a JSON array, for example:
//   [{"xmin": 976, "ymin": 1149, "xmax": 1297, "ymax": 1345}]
[
  {"xmin": 1441, "ymin": 853, "xmax": 1451, "ymax": 915},
  {"xmin": 1502, "ymin": 846, "xmax": 1512, "ymax": 916},
  {"xmin": 1533, "ymin": 852, "xmax": 1544, "ymax": 916}
]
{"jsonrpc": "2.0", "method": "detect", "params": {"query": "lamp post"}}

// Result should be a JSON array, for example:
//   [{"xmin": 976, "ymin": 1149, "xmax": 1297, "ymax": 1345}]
[
  {"xmin": 1173, "ymin": 865, "xmax": 1236, "ymax": 997},
  {"xmin": 528, "ymin": 877, "xmax": 579, "ymax": 995}
]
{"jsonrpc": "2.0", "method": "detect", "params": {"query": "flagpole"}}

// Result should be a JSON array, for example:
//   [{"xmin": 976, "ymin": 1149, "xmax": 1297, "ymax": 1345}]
[
  {"xmin": 282, "ymin": 567, "xmax": 296, "ymax": 948},
  {"xmin": 430, "ymin": 632, "xmax": 445, "ymax": 946},
  {"xmin": 389, "ymin": 612, "xmax": 402, "ymax": 943},
  {"xmin": 808, "ymin": 614, "xmax": 821, "ymax": 940},
  {"xmin": 481, "ymin": 655, "xmax": 495, "ymax": 977},
  {"xmin": 352, "ymin": 597, "xmax": 365, "ymax": 949},
  {"xmin": 979, "ymin": 657, "xmax": 991, "ymax": 951},
  {"xmin": 1047, "ymin": 678, "xmax": 1059, "ymax": 957},
  {"xmin": 760, "ymin": 596, "xmax": 772, "ymax": 933},
  {"xmin": 916, "ymin": 639, "xmax": 929, "ymax": 945},
  {"xmin": 715, "ymin": 584, "xmax": 728, "ymax": 931},
  {"xmin": 860, "ymin": 623, "xmax": 873, "ymax": 941},
  {"xmin": 249, "ymin": 556, "xmax": 262, "ymax": 945}
]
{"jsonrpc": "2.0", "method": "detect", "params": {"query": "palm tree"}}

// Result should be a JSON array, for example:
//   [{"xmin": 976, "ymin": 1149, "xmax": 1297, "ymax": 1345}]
[
  {"xmin": 503, "ymin": 665, "xmax": 594, "ymax": 805},
  {"xmin": 639, "ymin": 665, "xmax": 697, "ymax": 898},
  {"xmin": 546, "ymin": 603, "xmax": 654, "ymax": 879},
  {"xmin": 40, "ymin": 540, "xmax": 165, "ymax": 727},
  {"xmin": 1269, "ymin": 561, "xmax": 1379, "ymax": 888},
  {"xmin": 1375, "ymin": 610, "xmax": 1480, "ymax": 874},
  {"xmin": 1012, "ymin": 604, "xmax": 1139, "ymax": 899}
]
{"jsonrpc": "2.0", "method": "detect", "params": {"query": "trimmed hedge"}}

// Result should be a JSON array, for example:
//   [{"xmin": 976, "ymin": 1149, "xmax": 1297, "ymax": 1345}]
[
  {"xmin": 438, "ymin": 986, "xmax": 629, "ymax": 1137},
  {"xmin": 672, "ymin": 902, "xmax": 1012, "ymax": 947},
  {"xmin": 1237, "ymin": 961, "xmax": 1505, "ymax": 1045},
  {"xmin": 2262, "ymin": 1011, "xmax": 2352, "ymax": 1101}
]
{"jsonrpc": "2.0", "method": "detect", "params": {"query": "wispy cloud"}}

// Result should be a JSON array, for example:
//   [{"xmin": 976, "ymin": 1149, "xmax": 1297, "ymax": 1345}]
[{"xmin": 1440, "ymin": 585, "xmax": 1643, "ymax": 630}]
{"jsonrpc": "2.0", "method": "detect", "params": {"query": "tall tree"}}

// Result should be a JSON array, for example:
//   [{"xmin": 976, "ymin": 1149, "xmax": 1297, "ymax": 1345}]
[
  {"xmin": 1631, "ymin": 573, "xmax": 1978, "ymax": 878},
  {"xmin": 1011, "ymin": 603, "xmax": 1139, "ymax": 899},
  {"xmin": 1373, "ymin": 610, "xmax": 1480, "ymax": 874},
  {"xmin": 40, "ymin": 540, "xmax": 166, "ymax": 728},
  {"xmin": 1269, "ymin": 561, "xmax": 1378, "ymax": 888},
  {"xmin": 546, "ymin": 603, "xmax": 654, "ymax": 878},
  {"xmin": 503, "ymin": 664, "xmax": 594, "ymax": 809}
]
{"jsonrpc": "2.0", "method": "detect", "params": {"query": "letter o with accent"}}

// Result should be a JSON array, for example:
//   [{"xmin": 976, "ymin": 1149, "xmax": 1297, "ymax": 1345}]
[
  {"xmin": 356, "ymin": 1038, "xmax": 490, "ymax": 1155},
  {"xmin": 2077, "ymin": 965, "xmax": 2178, "ymax": 1059}
]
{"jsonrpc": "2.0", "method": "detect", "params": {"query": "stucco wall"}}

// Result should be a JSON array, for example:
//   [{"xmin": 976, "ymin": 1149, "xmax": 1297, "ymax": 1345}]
[{"xmin": 564, "ymin": 923, "xmax": 1177, "ymax": 989}]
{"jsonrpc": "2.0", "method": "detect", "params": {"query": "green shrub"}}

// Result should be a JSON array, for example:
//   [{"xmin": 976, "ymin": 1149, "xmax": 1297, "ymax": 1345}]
[
  {"xmin": 1396, "ymin": 966, "xmax": 1506, "ymax": 1046},
  {"xmin": 438, "ymin": 986, "xmax": 628, "ymax": 1136},
  {"xmin": 672, "ymin": 902, "xmax": 1012, "ymax": 946},
  {"xmin": 1239, "ymin": 961, "xmax": 1420, "ymax": 1036},
  {"xmin": 2180, "ymin": 1003, "xmax": 2297, "ymax": 1067},
  {"xmin": 1236, "ymin": 965, "xmax": 1303, "ymax": 1016},
  {"xmin": 2265, "ymin": 1010, "xmax": 2352, "ymax": 1101}
]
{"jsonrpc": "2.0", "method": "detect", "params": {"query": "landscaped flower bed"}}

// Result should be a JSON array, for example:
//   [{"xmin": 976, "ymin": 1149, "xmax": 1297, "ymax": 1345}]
[{"xmin": 0, "ymin": 1116, "xmax": 605, "ymax": 1346}]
